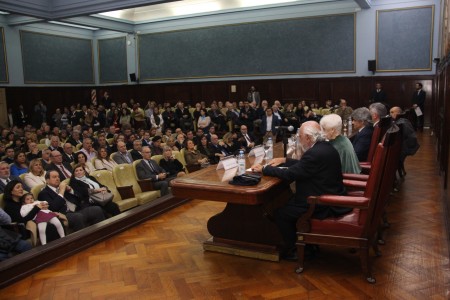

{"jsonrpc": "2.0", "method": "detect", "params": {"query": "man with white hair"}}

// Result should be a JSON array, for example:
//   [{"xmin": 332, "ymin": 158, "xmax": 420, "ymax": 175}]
[
  {"xmin": 320, "ymin": 114, "xmax": 361, "ymax": 174},
  {"xmin": 252, "ymin": 121, "xmax": 350, "ymax": 260}
]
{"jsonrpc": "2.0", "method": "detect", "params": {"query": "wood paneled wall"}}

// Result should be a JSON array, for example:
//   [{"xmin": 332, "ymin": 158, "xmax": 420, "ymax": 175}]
[{"xmin": 5, "ymin": 75, "xmax": 434, "ymax": 126}]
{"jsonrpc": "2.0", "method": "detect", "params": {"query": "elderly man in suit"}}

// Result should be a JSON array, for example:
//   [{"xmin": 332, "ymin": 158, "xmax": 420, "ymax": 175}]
[
  {"xmin": 38, "ymin": 170, "xmax": 105, "ymax": 231},
  {"xmin": 135, "ymin": 146, "xmax": 169, "ymax": 196},
  {"xmin": 237, "ymin": 125, "xmax": 257, "ymax": 153},
  {"xmin": 252, "ymin": 121, "xmax": 350, "ymax": 261},
  {"xmin": 112, "ymin": 141, "xmax": 134, "ymax": 164},
  {"xmin": 0, "ymin": 161, "xmax": 30, "ymax": 193},
  {"xmin": 45, "ymin": 150, "xmax": 74, "ymax": 180},
  {"xmin": 350, "ymin": 107, "xmax": 374, "ymax": 162}
]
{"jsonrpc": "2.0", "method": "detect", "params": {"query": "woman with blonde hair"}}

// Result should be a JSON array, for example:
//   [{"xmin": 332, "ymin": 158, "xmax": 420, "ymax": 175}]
[{"xmin": 24, "ymin": 159, "xmax": 46, "ymax": 188}]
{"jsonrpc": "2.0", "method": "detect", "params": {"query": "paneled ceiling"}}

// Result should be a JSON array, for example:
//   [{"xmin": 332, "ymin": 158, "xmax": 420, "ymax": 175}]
[{"xmin": 0, "ymin": 0, "xmax": 371, "ymax": 32}]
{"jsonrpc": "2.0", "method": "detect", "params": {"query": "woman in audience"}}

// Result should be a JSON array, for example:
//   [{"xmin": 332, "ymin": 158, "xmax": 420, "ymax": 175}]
[
  {"xmin": 197, "ymin": 108, "xmax": 211, "ymax": 133},
  {"xmin": 3, "ymin": 180, "xmax": 58, "ymax": 242},
  {"xmin": 222, "ymin": 132, "xmax": 240, "ymax": 155},
  {"xmin": 24, "ymin": 158, "xmax": 47, "ymax": 188},
  {"xmin": 74, "ymin": 151, "xmax": 95, "ymax": 174},
  {"xmin": 320, "ymin": 114, "xmax": 361, "ymax": 174},
  {"xmin": 93, "ymin": 146, "xmax": 118, "ymax": 172},
  {"xmin": 10, "ymin": 151, "xmax": 29, "ymax": 177},
  {"xmin": 69, "ymin": 164, "xmax": 120, "ymax": 217},
  {"xmin": 159, "ymin": 146, "xmax": 186, "ymax": 178},
  {"xmin": 119, "ymin": 108, "xmax": 131, "ymax": 127},
  {"xmin": 197, "ymin": 135, "xmax": 213, "ymax": 161},
  {"xmin": 184, "ymin": 140, "xmax": 208, "ymax": 166}
]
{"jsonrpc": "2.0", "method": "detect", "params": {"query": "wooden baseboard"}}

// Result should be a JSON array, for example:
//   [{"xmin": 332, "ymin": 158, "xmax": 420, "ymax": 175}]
[{"xmin": 0, "ymin": 195, "xmax": 189, "ymax": 289}]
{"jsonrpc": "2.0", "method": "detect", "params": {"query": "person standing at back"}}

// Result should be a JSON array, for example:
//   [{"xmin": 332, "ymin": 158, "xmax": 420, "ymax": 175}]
[{"xmin": 411, "ymin": 82, "xmax": 426, "ymax": 131}]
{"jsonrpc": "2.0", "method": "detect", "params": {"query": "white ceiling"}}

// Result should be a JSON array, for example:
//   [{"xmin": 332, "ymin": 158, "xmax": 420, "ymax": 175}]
[{"xmin": 97, "ymin": 0, "xmax": 347, "ymax": 23}]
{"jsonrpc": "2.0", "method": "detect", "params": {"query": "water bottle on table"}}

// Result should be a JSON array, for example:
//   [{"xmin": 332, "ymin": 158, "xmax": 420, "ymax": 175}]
[
  {"xmin": 237, "ymin": 150, "xmax": 246, "ymax": 175},
  {"xmin": 265, "ymin": 137, "xmax": 273, "ymax": 161}
]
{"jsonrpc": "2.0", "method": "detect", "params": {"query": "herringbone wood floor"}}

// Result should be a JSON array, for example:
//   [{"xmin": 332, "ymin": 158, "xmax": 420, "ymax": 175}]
[{"xmin": 1, "ymin": 130, "xmax": 449, "ymax": 299}]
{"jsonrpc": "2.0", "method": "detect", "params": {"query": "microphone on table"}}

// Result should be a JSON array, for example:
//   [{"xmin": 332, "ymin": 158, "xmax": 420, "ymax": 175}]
[{"xmin": 275, "ymin": 125, "xmax": 294, "ymax": 132}]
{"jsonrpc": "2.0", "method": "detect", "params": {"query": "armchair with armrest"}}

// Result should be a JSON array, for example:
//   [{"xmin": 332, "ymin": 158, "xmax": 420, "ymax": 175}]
[
  {"xmin": 359, "ymin": 116, "xmax": 392, "ymax": 174},
  {"xmin": 295, "ymin": 128, "xmax": 399, "ymax": 283}
]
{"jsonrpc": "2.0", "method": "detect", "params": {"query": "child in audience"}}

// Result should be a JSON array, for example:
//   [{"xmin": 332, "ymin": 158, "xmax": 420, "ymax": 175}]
[{"xmin": 20, "ymin": 193, "xmax": 65, "ymax": 245}]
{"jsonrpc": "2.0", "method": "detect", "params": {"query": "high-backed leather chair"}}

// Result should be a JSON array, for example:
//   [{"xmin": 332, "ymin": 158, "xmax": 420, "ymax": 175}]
[{"xmin": 295, "ymin": 128, "xmax": 399, "ymax": 283}]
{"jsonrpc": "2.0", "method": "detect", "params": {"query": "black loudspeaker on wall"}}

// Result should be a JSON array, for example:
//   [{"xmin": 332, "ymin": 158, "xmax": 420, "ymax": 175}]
[
  {"xmin": 368, "ymin": 60, "xmax": 376, "ymax": 72},
  {"xmin": 129, "ymin": 73, "xmax": 137, "ymax": 82}
]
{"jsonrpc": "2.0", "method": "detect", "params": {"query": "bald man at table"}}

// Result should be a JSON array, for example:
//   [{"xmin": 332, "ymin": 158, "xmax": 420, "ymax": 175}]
[{"xmin": 252, "ymin": 121, "xmax": 351, "ymax": 261}]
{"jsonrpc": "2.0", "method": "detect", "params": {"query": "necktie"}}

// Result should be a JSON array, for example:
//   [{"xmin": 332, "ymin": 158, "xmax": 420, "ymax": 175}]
[
  {"xmin": 6, "ymin": 178, "xmax": 10, "ymax": 183},
  {"xmin": 147, "ymin": 160, "xmax": 156, "ymax": 173},
  {"xmin": 59, "ymin": 165, "xmax": 71, "ymax": 179},
  {"xmin": 245, "ymin": 134, "xmax": 251, "ymax": 144},
  {"xmin": 123, "ymin": 153, "xmax": 131, "ymax": 163}
]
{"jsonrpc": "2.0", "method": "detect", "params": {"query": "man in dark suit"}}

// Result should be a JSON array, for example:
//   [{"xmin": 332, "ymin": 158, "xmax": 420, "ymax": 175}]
[
  {"xmin": 14, "ymin": 105, "xmax": 28, "ymax": 128},
  {"xmin": 45, "ymin": 150, "xmax": 74, "ymax": 180},
  {"xmin": 252, "ymin": 121, "xmax": 350, "ymax": 260},
  {"xmin": 61, "ymin": 142, "xmax": 75, "ymax": 163},
  {"xmin": 135, "ymin": 146, "xmax": 169, "ymax": 196},
  {"xmin": 208, "ymin": 134, "xmax": 229, "ymax": 164},
  {"xmin": 411, "ymin": 82, "xmax": 426, "ymax": 131},
  {"xmin": 237, "ymin": 125, "xmax": 256, "ymax": 153},
  {"xmin": 247, "ymin": 86, "xmax": 261, "ymax": 107},
  {"xmin": 350, "ymin": 107, "xmax": 374, "ymax": 162},
  {"xmin": 48, "ymin": 135, "xmax": 64, "ymax": 153},
  {"xmin": 38, "ymin": 170, "xmax": 105, "ymax": 232},
  {"xmin": 130, "ymin": 139, "xmax": 143, "ymax": 161},
  {"xmin": 260, "ymin": 107, "xmax": 281, "ymax": 142},
  {"xmin": 0, "ymin": 161, "xmax": 30, "ymax": 193},
  {"xmin": 238, "ymin": 101, "xmax": 256, "ymax": 132},
  {"xmin": 370, "ymin": 83, "xmax": 387, "ymax": 105}
]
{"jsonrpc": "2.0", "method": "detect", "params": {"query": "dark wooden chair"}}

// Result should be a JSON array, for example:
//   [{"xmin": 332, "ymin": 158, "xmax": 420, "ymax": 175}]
[{"xmin": 295, "ymin": 128, "xmax": 400, "ymax": 283}]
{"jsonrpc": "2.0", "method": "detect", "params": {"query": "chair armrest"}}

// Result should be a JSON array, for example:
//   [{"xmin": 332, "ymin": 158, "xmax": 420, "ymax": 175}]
[
  {"xmin": 307, "ymin": 195, "xmax": 370, "ymax": 209},
  {"xmin": 137, "ymin": 179, "xmax": 154, "ymax": 192},
  {"xmin": 342, "ymin": 173, "xmax": 369, "ymax": 181},
  {"xmin": 117, "ymin": 185, "xmax": 135, "ymax": 199},
  {"xmin": 343, "ymin": 179, "xmax": 367, "ymax": 190}
]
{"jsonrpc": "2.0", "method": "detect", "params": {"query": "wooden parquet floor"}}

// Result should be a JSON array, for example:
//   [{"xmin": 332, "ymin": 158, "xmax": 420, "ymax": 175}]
[{"xmin": 2, "ymin": 130, "xmax": 450, "ymax": 299}]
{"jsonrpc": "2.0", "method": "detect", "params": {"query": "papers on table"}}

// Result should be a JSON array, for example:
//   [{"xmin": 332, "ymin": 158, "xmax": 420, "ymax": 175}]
[
  {"xmin": 216, "ymin": 156, "xmax": 238, "ymax": 170},
  {"xmin": 248, "ymin": 145, "xmax": 265, "ymax": 157}
]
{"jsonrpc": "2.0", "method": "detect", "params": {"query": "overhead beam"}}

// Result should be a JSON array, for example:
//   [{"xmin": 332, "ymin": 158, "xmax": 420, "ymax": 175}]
[
  {"xmin": 6, "ymin": 15, "xmax": 44, "ymax": 26},
  {"xmin": 0, "ymin": 0, "xmax": 51, "ymax": 19},
  {"xmin": 61, "ymin": 16, "xmax": 134, "ymax": 33},
  {"xmin": 354, "ymin": 0, "xmax": 371, "ymax": 9}
]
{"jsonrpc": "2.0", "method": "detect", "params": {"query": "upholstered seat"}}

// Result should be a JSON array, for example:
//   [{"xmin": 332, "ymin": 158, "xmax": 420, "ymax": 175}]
[
  {"xmin": 91, "ymin": 170, "xmax": 138, "ymax": 212},
  {"xmin": 114, "ymin": 163, "xmax": 160, "ymax": 205}
]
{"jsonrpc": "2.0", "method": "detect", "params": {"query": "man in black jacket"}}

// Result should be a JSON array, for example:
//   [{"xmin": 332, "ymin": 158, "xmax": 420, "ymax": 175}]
[
  {"xmin": 38, "ymin": 170, "xmax": 105, "ymax": 232},
  {"xmin": 252, "ymin": 121, "xmax": 350, "ymax": 260}
]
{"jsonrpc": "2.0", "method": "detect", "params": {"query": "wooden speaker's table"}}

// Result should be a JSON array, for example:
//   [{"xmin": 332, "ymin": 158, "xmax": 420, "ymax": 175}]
[{"xmin": 171, "ymin": 152, "xmax": 290, "ymax": 261}]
